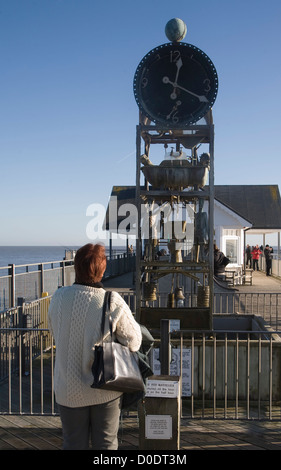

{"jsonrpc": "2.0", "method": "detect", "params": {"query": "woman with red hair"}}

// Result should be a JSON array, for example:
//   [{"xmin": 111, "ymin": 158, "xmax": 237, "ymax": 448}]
[{"xmin": 48, "ymin": 243, "xmax": 142, "ymax": 450}]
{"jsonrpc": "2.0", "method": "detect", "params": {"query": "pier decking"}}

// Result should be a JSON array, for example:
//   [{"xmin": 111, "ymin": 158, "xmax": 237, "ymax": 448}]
[
  {"xmin": 1, "ymin": 412, "xmax": 281, "ymax": 450},
  {"xmin": 102, "ymin": 268, "xmax": 281, "ymax": 293},
  {"xmin": 1, "ymin": 270, "xmax": 281, "ymax": 451}
]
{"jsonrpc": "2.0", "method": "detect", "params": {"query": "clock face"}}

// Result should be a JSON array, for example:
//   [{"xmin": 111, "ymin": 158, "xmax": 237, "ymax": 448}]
[{"xmin": 133, "ymin": 42, "xmax": 218, "ymax": 127}]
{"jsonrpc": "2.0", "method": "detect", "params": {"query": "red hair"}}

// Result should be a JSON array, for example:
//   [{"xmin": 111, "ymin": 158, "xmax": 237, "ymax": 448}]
[{"xmin": 74, "ymin": 243, "xmax": 107, "ymax": 284}]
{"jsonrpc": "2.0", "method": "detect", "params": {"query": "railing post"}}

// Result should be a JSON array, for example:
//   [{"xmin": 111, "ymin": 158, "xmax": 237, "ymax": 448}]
[
  {"xmin": 8, "ymin": 264, "xmax": 15, "ymax": 308},
  {"xmin": 17, "ymin": 297, "xmax": 26, "ymax": 376},
  {"xmin": 39, "ymin": 264, "xmax": 44, "ymax": 296},
  {"xmin": 160, "ymin": 319, "xmax": 171, "ymax": 375},
  {"xmin": 60, "ymin": 261, "xmax": 65, "ymax": 287},
  {"xmin": 277, "ymin": 232, "xmax": 281, "ymax": 276}
]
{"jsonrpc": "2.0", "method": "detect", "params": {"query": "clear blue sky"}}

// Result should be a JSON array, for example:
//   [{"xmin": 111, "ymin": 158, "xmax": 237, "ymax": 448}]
[{"xmin": 1, "ymin": 0, "xmax": 280, "ymax": 246}]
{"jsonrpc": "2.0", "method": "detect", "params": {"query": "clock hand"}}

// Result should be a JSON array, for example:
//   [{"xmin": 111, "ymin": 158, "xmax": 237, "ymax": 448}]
[
  {"xmin": 174, "ymin": 58, "xmax": 183, "ymax": 85},
  {"xmin": 166, "ymin": 100, "xmax": 182, "ymax": 120},
  {"xmin": 170, "ymin": 58, "xmax": 183, "ymax": 100},
  {"xmin": 163, "ymin": 77, "xmax": 209, "ymax": 103}
]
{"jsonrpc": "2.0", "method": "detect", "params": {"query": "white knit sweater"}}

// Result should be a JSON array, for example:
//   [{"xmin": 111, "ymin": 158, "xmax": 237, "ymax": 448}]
[{"xmin": 47, "ymin": 284, "xmax": 142, "ymax": 407}]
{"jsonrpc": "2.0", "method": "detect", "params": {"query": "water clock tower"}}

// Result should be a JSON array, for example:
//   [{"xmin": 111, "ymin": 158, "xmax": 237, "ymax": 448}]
[{"xmin": 133, "ymin": 18, "xmax": 218, "ymax": 331}]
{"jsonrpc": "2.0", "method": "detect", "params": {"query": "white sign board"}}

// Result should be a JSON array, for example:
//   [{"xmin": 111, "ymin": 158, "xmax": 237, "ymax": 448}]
[
  {"xmin": 145, "ymin": 415, "xmax": 172, "ymax": 440},
  {"xmin": 146, "ymin": 379, "xmax": 179, "ymax": 398},
  {"xmin": 169, "ymin": 319, "xmax": 180, "ymax": 332},
  {"xmin": 153, "ymin": 348, "xmax": 191, "ymax": 397}
]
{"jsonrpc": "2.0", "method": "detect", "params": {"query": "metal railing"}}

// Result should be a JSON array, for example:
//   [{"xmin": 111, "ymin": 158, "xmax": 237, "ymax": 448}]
[
  {"xmin": 260, "ymin": 254, "xmax": 281, "ymax": 278},
  {"xmin": 2, "ymin": 289, "xmax": 280, "ymax": 331},
  {"xmin": 1, "ymin": 288, "xmax": 281, "ymax": 419},
  {"xmin": 0, "ymin": 253, "xmax": 135, "ymax": 311},
  {"xmin": 142, "ymin": 291, "xmax": 281, "ymax": 329},
  {"xmin": 157, "ymin": 323, "xmax": 281, "ymax": 421},
  {"xmin": 0, "ymin": 328, "xmax": 56, "ymax": 415},
  {"xmin": 213, "ymin": 292, "xmax": 281, "ymax": 329},
  {"xmin": 2, "ymin": 325, "xmax": 281, "ymax": 420},
  {"xmin": 0, "ymin": 261, "xmax": 75, "ymax": 310},
  {"xmin": 1, "ymin": 289, "xmax": 281, "ymax": 381},
  {"xmin": 0, "ymin": 296, "xmax": 52, "ymax": 381}
]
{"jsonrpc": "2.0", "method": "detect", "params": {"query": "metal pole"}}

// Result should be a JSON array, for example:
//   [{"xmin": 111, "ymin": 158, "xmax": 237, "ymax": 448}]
[
  {"xmin": 277, "ymin": 232, "xmax": 280, "ymax": 276},
  {"xmin": 209, "ymin": 124, "xmax": 215, "ymax": 326},
  {"xmin": 17, "ymin": 297, "xmax": 26, "ymax": 376},
  {"xmin": 160, "ymin": 319, "xmax": 171, "ymax": 375},
  {"xmin": 135, "ymin": 124, "xmax": 142, "ymax": 322},
  {"xmin": 39, "ymin": 263, "xmax": 44, "ymax": 295},
  {"xmin": 9, "ymin": 264, "xmax": 15, "ymax": 308}
]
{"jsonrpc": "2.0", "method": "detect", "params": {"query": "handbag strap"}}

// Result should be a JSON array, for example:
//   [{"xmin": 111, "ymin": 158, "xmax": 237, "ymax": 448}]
[{"xmin": 100, "ymin": 291, "xmax": 112, "ymax": 338}]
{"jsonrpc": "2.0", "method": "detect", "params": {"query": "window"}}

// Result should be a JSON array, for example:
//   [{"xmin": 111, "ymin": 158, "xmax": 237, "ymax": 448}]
[
  {"xmin": 225, "ymin": 238, "xmax": 238, "ymax": 264},
  {"xmin": 222, "ymin": 229, "xmax": 240, "ymax": 264},
  {"xmin": 224, "ymin": 229, "xmax": 239, "ymax": 237}
]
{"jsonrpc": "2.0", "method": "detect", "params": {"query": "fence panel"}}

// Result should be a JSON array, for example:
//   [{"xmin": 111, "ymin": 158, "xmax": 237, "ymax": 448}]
[
  {"xmin": 2, "ymin": 326, "xmax": 281, "ymax": 420},
  {"xmin": 0, "ymin": 297, "xmax": 52, "ymax": 381},
  {"xmin": 1, "ymin": 285, "xmax": 281, "ymax": 419},
  {"xmin": 213, "ymin": 292, "xmax": 281, "ymax": 329},
  {"xmin": 0, "ymin": 253, "xmax": 135, "ymax": 311},
  {"xmin": 0, "ymin": 329, "xmax": 56, "ymax": 415},
  {"xmin": 163, "ymin": 329, "xmax": 281, "ymax": 420}
]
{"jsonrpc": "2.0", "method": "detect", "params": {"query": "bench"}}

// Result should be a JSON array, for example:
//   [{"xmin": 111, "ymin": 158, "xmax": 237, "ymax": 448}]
[{"xmin": 243, "ymin": 268, "xmax": 253, "ymax": 285}]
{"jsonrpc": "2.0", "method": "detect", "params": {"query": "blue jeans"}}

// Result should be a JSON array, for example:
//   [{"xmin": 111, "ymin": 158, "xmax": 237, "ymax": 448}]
[{"xmin": 58, "ymin": 397, "xmax": 121, "ymax": 450}]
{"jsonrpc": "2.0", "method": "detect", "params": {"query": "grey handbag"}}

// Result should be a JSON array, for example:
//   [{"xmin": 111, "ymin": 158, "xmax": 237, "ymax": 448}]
[{"xmin": 91, "ymin": 291, "xmax": 145, "ymax": 393}]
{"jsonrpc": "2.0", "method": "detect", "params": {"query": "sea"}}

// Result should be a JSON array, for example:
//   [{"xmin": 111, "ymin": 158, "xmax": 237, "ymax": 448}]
[{"xmin": 0, "ymin": 245, "xmax": 127, "ymax": 268}]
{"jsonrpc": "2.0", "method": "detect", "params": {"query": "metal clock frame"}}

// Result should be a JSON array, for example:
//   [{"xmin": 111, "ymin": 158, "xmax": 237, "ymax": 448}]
[{"xmin": 135, "ymin": 111, "xmax": 215, "ymax": 331}]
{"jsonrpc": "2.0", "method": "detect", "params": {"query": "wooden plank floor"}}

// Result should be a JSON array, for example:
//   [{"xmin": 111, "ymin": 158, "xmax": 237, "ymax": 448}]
[
  {"xmin": 0, "ymin": 414, "xmax": 62, "ymax": 450},
  {"xmin": 1, "ymin": 413, "xmax": 281, "ymax": 451}
]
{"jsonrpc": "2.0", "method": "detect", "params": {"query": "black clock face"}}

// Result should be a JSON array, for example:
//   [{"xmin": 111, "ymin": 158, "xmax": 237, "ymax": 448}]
[{"xmin": 133, "ymin": 42, "xmax": 218, "ymax": 127}]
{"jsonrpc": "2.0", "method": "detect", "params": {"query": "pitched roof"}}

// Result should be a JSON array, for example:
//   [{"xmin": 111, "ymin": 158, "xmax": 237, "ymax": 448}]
[
  {"xmin": 213, "ymin": 185, "xmax": 281, "ymax": 230},
  {"xmin": 104, "ymin": 185, "xmax": 281, "ymax": 232}
]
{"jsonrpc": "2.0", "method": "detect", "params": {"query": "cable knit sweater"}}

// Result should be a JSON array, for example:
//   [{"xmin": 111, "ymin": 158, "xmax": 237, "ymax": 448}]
[{"xmin": 47, "ymin": 284, "xmax": 142, "ymax": 408}]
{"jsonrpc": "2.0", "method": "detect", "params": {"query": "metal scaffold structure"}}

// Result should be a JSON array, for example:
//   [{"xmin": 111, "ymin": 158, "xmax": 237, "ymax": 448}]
[{"xmin": 135, "ymin": 114, "xmax": 215, "ymax": 330}]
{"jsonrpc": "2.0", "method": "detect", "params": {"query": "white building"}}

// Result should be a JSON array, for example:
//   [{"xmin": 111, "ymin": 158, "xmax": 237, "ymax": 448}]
[
  {"xmin": 214, "ymin": 198, "xmax": 251, "ymax": 268},
  {"xmin": 105, "ymin": 184, "xmax": 281, "ymax": 270}
]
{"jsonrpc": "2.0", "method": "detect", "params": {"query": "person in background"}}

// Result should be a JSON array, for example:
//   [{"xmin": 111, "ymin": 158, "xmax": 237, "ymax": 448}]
[
  {"xmin": 214, "ymin": 244, "xmax": 230, "ymax": 279},
  {"xmin": 251, "ymin": 244, "xmax": 262, "ymax": 271},
  {"xmin": 48, "ymin": 243, "xmax": 142, "ymax": 450},
  {"xmin": 245, "ymin": 244, "xmax": 252, "ymax": 268},
  {"xmin": 264, "ymin": 245, "xmax": 273, "ymax": 276}
]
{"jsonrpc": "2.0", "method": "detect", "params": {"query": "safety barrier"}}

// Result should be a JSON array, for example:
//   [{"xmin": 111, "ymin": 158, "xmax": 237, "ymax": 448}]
[
  {"xmin": 0, "ymin": 253, "xmax": 135, "ymax": 311},
  {"xmin": 1, "ymin": 289, "xmax": 281, "ymax": 419},
  {"xmin": 2, "ymin": 325, "xmax": 281, "ymax": 420},
  {"xmin": 158, "ymin": 320, "xmax": 281, "ymax": 420}
]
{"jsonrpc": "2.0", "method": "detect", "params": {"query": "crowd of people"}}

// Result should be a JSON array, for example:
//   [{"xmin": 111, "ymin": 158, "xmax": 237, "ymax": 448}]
[
  {"xmin": 214, "ymin": 243, "xmax": 275, "ymax": 280},
  {"xmin": 246, "ymin": 244, "xmax": 274, "ymax": 275}
]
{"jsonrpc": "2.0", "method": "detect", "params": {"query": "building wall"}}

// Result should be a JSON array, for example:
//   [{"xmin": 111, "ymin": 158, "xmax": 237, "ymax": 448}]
[{"xmin": 213, "ymin": 202, "xmax": 249, "ymax": 267}]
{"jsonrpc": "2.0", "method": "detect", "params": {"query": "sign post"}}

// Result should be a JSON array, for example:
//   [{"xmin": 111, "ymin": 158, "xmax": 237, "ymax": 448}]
[{"xmin": 138, "ymin": 375, "xmax": 181, "ymax": 450}]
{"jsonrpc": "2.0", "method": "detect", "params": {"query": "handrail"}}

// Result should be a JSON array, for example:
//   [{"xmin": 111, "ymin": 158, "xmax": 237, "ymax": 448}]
[
  {"xmin": 0, "ymin": 252, "xmax": 135, "ymax": 310},
  {"xmin": 1, "ymin": 325, "xmax": 281, "ymax": 419}
]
